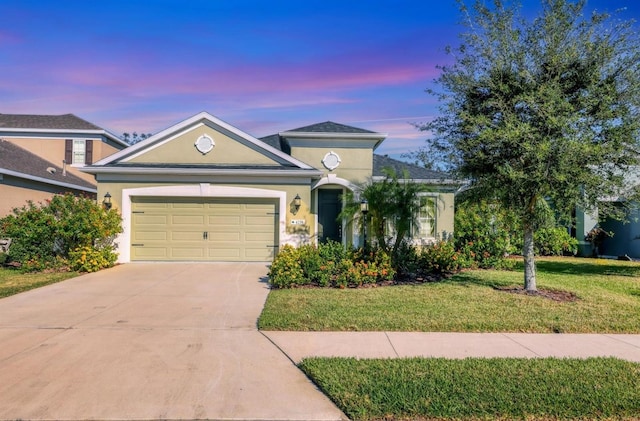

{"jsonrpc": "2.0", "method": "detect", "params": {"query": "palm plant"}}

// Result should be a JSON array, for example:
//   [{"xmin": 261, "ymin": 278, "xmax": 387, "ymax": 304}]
[{"xmin": 340, "ymin": 168, "xmax": 429, "ymax": 257}]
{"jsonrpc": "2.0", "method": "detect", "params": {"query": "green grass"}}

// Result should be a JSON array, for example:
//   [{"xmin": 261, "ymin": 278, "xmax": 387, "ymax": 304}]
[
  {"xmin": 300, "ymin": 357, "xmax": 640, "ymax": 421},
  {"xmin": 259, "ymin": 257, "xmax": 640, "ymax": 332},
  {"xmin": 0, "ymin": 267, "xmax": 78, "ymax": 298}
]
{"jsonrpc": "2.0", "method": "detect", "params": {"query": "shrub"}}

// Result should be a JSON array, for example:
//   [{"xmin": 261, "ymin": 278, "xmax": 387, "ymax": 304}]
[
  {"xmin": 0, "ymin": 194, "xmax": 122, "ymax": 272},
  {"xmin": 454, "ymin": 200, "xmax": 519, "ymax": 269},
  {"xmin": 418, "ymin": 239, "xmax": 462, "ymax": 276},
  {"xmin": 535, "ymin": 227, "xmax": 578, "ymax": 256},
  {"xmin": 267, "ymin": 245, "xmax": 305, "ymax": 288},
  {"xmin": 268, "ymin": 242, "xmax": 395, "ymax": 289},
  {"xmin": 69, "ymin": 245, "xmax": 118, "ymax": 272}
]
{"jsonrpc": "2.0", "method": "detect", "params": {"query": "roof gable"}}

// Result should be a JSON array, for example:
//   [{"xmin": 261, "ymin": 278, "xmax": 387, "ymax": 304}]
[
  {"xmin": 0, "ymin": 139, "xmax": 96, "ymax": 192},
  {"xmin": 93, "ymin": 112, "xmax": 315, "ymax": 170}
]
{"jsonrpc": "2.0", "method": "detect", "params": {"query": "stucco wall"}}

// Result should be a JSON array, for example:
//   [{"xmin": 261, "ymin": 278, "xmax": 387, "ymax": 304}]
[
  {"xmin": 127, "ymin": 125, "xmax": 278, "ymax": 166},
  {"xmin": 289, "ymin": 146, "xmax": 373, "ymax": 185},
  {"xmin": 6, "ymin": 136, "xmax": 121, "ymax": 184},
  {"xmin": 0, "ymin": 175, "xmax": 95, "ymax": 217}
]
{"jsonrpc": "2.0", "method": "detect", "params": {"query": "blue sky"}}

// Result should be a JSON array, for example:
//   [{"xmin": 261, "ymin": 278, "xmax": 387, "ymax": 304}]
[{"xmin": 1, "ymin": 0, "xmax": 638, "ymax": 160}]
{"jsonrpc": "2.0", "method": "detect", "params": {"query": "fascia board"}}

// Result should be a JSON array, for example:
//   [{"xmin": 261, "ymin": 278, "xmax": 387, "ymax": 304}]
[
  {"xmin": 280, "ymin": 131, "xmax": 387, "ymax": 149},
  {"xmin": 94, "ymin": 112, "xmax": 315, "ymax": 169},
  {"xmin": 0, "ymin": 168, "xmax": 97, "ymax": 193},
  {"xmin": 82, "ymin": 166, "xmax": 323, "ymax": 178},
  {"xmin": 371, "ymin": 176, "xmax": 462, "ymax": 185}
]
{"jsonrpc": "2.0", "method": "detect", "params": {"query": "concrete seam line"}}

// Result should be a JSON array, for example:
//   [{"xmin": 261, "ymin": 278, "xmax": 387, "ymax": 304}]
[
  {"xmin": 384, "ymin": 332, "xmax": 400, "ymax": 357},
  {"xmin": 603, "ymin": 333, "xmax": 640, "ymax": 350},
  {"xmin": 502, "ymin": 333, "xmax": 542, "ymax": 357},
  {"xmin": 259, "ymin": 331, "xmax": 299, "ymax": 366}
]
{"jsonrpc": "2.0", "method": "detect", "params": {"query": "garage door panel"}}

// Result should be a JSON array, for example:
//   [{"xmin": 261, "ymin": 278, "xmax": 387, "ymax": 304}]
[
  {"xmin": 208, "ymin": 248, "xmax": 241, "ymax": 259},
  {"xmin": 171, "ymin": 247, "xmax": 206, "ymax": 259},
  {"xmin": 246, "ymin": 232, "xmax": 274, "ymax": 241},
  {"xmin": 245, "ymin": 247, "xmax": 274, "ymax": 260},
  {"xmin": 135, "ymin": 215, "xmax": 168, "ymax": 225},
  {"xmin": 209, "ymin": 215, "xmax": 241, "ymax": 225},
  {"xmin": 209, "ymin": 232, "xmax": 242, "ymax": 241},
  {"xmin": 246, "ymin": 215, "xmax": 275, "ymax": 226},
  {"xmin": 173, "ymin": 215, "xmax": 206, "ymax": 225},
  {"xmin": 134, "ymin": 231, "xmax": 168, "ymax": 241},
  {"xmin": 132, "ymin": 247, "xmax": 168, "ymax": 259},
  {"xmin": 131, "ymin": 197, "xmax": 277, "ymax": 262},
  {"xmin": 172, "ymin": 231, "xmax": 205, "ymax": 241}
]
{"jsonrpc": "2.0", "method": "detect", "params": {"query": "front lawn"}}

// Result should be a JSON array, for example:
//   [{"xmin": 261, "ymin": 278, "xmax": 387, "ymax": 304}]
[
  {"xmin": 300, "ymin": 357, "xmax": 640, "ymax": 421},
  {"xmin": 0, "ymin": 267, "xmax": 78, "ymax": 298},
  {"xmin": 258, "ymin": 257, "xmax": 640, "ymax": 332}
]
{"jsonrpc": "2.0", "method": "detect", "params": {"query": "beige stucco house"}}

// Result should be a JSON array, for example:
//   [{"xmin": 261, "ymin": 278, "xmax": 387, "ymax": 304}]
[
  {"xmin": 84, "ymin": 112, "xmax": 457, "ymax": 263},
  {"xmin": 0, "ymin": 113, "xmax": 128, "ymax": 216}
]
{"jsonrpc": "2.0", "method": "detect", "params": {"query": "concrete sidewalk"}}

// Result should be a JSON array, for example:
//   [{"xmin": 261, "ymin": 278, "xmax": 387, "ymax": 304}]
[{"xmin": 263, "ymin": 331, "xmax": 640, "ymax": 363}]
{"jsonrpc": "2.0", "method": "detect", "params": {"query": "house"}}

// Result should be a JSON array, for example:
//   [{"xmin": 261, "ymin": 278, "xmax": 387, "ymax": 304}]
[
  {"xmin": 83, "ymin": 112, "xmax": 457, "ymax": 263},
  {"xmin": 0, "ymin": 113, "xmax": 128, "ymax": 216},
  {"xmin": 574, "ymin": 167, "xmax": 640, "ymax": 259}
]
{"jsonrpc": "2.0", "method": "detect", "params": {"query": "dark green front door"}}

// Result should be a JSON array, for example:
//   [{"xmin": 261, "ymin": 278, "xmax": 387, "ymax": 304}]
[{"xmin": 318, "ymin": 189, "xmax": 342, "ymax": 243}]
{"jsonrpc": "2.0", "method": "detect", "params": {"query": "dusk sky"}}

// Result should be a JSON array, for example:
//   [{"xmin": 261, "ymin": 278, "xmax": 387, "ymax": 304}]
[{"xmin": 2, "ymin": 0, "xmax": 639, "ymax": 160}]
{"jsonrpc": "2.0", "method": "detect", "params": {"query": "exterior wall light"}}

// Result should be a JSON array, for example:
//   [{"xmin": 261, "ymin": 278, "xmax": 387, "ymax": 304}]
[
  {"xmin": 360, "ymin": 198, "xmax": 369, "ymax": 214},
  {"xmin": 293, "ymin": 194, "xmax": 302, "ymax": 214},
  {"xmin": 103, "ymin": 192, "xmax": 112, "ymax": 210},
  {"xmin": 360, "ymin": 198, "xmax": 369, "ymax": 250}
]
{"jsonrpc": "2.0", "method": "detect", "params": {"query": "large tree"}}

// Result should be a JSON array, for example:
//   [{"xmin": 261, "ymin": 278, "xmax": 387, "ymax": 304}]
[{"xmin": 421, "ymin": 0, "xmax": 640, "ymax": 291}]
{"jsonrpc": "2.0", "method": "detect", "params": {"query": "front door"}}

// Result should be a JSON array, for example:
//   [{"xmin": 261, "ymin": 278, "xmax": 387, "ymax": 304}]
[{"xmin": 318, "ymin": 189, "xmax": 343, "ymax": 243}]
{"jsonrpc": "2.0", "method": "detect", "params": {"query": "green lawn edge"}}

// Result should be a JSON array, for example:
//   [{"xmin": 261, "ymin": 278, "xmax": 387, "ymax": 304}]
[
  {"xmin": 300, "ymin": 357, "xmax": 640, "ymax": 421},
  {"xmin": 259, "ymin": 257, "xmax": 640, "ymax": 333}
]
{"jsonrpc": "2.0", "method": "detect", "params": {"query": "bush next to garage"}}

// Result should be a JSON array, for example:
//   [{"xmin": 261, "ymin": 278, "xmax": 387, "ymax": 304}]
[
  {"xmin": 0, "ymin": 194, "xmax": 122, "ymax": 272},
  {"xmin": 268, "ymin": 240, "xmax": 395, "ymax": 288}
]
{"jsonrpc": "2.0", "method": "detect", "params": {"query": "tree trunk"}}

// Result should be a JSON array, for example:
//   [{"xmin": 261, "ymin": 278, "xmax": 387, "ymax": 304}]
[{"xmin": 523, "ymin": 227, "xmax": 537, "ymax": 292}]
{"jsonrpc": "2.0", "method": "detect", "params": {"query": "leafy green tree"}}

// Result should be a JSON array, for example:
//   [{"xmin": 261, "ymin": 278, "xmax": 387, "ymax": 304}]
[
  {"xmin": 121, "ymin": 131, "xmax": 152, "ymax": 145},
  {"xmin": 341, "ymin": 168, "xmax": 429, "ymax": 257},
  {"xmin": 421, "ymin": 0, "xmax": 640, "ymax": 291}
]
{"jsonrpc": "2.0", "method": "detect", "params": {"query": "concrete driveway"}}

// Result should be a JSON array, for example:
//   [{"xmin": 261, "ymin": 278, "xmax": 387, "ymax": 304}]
[{"xmin": 0, "ymin": 263, "xmax": 346, "ymax": 421}]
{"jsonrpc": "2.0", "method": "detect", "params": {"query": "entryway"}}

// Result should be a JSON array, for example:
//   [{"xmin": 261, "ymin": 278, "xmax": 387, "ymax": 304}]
[{"xmin": 317, "ymin": 189, "xmax": 343, "ymax": 243}]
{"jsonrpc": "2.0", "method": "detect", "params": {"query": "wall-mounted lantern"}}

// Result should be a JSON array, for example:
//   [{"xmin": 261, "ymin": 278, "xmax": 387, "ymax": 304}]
[
  {"xmin": 103, "ymin": 192, "xmax": 112, "ymax": 210},
  {"xmin": 293, "ymin": 194, "xmax": 302, "ymax": 214}
]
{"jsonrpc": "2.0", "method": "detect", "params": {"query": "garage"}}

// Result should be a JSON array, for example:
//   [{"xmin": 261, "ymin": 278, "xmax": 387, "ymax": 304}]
[{"xmin": 130, "ymin": 197, "xmax": 279, "ymax": 261}]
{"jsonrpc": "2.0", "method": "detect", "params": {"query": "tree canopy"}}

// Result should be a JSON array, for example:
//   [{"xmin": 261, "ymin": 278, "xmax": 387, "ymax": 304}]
[{"xmin": 420, "ymin": 0, "xmax": 640, "ymax": 290}]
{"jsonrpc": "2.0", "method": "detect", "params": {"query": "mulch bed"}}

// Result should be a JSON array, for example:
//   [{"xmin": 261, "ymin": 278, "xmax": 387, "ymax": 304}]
[{"xmin": 493, "ymin": 285, "xmax": 580, "ymax": 302}]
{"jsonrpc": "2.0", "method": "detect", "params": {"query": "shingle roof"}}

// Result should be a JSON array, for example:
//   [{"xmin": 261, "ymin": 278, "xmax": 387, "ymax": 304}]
[
  {"xmin": 258, "ymin": 133, "xmax": 283, "ymax": 151},
  {"xmin": 0, "ymin": 139, "xmax": 95, "ymax": 190},
  {"xmin": 286, "ymin": 121, "xmax": 376, "ymax": 134},
  {"xmin": 373, "ymin": 154, "xmax": 450, "ymax": 181},
  {"xmin": 0, "ymin": 113, "xmax": 103, "ymax": 130}
]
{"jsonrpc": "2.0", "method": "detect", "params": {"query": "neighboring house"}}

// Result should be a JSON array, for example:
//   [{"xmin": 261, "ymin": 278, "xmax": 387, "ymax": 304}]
[
  {"xmin": 575, "ymin": 167, "xmax": 640, "ymax": 259},
  {"xmin": 0, "ymin": 113, "xmax": 128, "ymax": 216},
  {"xmin": 84, "ymin": 112, "xmax": 457, "ymax": 263}
]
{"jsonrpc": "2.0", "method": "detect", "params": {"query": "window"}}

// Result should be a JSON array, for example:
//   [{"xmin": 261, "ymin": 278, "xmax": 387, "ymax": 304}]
[
  {"xmin": 384, "ymin": 195, "xmax": 438, "ymax": 242},
  {"xmin": 65, "ymin": 139, "xmax": 93, "ymax": 165},
  {"xmin": 72, "ymin": 140, "xmax": 85, "ymax": 164},
  {"xmin": 415, "ymin": 195, "xmax": 436, "ymax": 238}
]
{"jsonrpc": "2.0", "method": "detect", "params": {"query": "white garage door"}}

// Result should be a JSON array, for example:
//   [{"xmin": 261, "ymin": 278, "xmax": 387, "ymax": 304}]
[{"xmin": 131, "ymin": 197, "xmax": 278, "ymax": 261}]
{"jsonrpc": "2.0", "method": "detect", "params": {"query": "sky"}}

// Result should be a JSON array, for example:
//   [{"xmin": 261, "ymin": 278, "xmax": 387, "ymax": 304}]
[{"xmin": 1, "ymin": 0, "xmax": 639, "ymax": 161}]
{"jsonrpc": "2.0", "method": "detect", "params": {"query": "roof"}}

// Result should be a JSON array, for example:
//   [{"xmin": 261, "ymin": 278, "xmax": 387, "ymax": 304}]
[
  {"xmin": 0, "ymin": 139, "xmax": 96, "ymax": 192},
  {"xmin": 0, "ymin": 113, "xmax": 129, "ymax": 147},
  {"xmin": 373, "ymin": 154, "xmax": 451, "ymax": 181},
  {"xmin": 286, "ymin": 121, "xmax": 376, "ymax": 134},
  {"xmin": 0, "ymin": 113, "xmax": 103, "ymax": 130}
]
